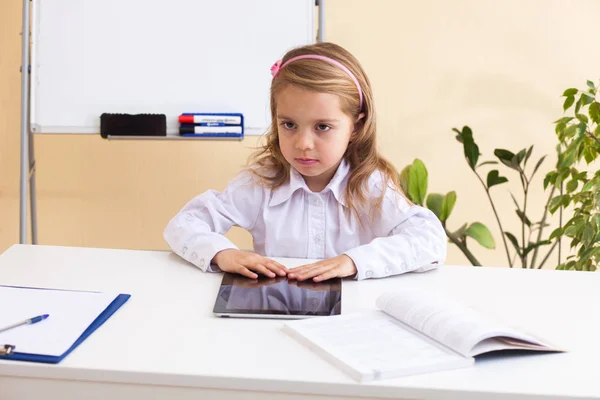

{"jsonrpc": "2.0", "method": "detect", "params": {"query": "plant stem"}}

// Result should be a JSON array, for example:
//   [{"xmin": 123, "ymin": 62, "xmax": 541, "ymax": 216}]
[
  {"xmin": 537, "ymin": 240, "xmax": 559, "ymax": 269},
  {"xmin": 521, "ymin": 169, "xmax": 528, "ymax": 268},
  {"xmin": 558, "ymin": 183, "xmax": 563, "ymax": 266},
  {"xmin": 445, "ymin": 228, "xmax": 481, "ymax": 266},
  {"xmin": 473, "ymin": 171, "xmax": 513, "ymax": 267},
  {"xmin": 530, "ymin": 185, "xmax": 556, "ymax": 269},
  {"xmin": 586, "ymin": 128, "xmax": 600, "ymax": 146},
  {"xmin": 522, "ymin": 189, "xmax": 528, "ymax": 268}
]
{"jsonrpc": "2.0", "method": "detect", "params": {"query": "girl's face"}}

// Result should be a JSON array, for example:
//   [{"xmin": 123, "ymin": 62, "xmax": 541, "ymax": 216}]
[{"xmin": 275, "ymin": 84, "xmax": 358, "ymax": 192}]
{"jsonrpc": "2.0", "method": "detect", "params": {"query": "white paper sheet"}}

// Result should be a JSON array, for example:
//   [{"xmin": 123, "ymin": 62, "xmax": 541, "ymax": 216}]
[{"xmin": 0, "ymin": 286, "xmax": 119, "ymax": 356}]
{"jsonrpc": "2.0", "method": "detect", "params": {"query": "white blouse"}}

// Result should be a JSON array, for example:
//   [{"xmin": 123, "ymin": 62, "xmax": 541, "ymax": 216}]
[{"xmin": 163, "ymin": 160, "xmax": 447, "ymax": 279}]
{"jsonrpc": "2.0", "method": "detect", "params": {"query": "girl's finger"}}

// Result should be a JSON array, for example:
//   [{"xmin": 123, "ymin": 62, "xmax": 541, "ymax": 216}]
[
  {"xmin": 264, "ymin": 261, "xmax": 287, "ymax": 276},
  {"xmin": 272, "ymin": 260, "xmax": 289, "ymax": 272},
  {"xmin": 288, "ymin": 262, "xmax": 320, "ymax": 279},
  {"xmin": 313, "ymin": 268, "xmax": 339, "ymax": 282},
  {"xmin": 235, "ymin": 264, "xmax": 258, "ymax": 279},
  {"xmin": 294, "ymin": 264, "xmax": 332, "ymax": 281},
  {"xmin": 247, "ymin": 263, "xmax": 276, "ymax": 278}
]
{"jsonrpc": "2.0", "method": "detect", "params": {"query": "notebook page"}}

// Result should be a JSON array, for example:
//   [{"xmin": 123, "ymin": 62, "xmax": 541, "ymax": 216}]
[
  {"xmin": 0, "ymin": 286, "xmax": 119, "ymax": 357},
  {"xmin": 376, "ymin": 289, "xmax": 532, "ymax": 357},
  {"xmin": 283, "ymin": 311, "xmax": 470, "ymax": 382}
]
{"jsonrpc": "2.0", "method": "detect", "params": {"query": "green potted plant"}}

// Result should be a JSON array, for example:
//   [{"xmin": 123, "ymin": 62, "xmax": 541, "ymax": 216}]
[
  {"xmin": 545, "ymin": 80, "xmax": 600, "ymax": 271},
  {"xmin": 401, "ymin": 80, "xmax": 600, "ymax": 271}
]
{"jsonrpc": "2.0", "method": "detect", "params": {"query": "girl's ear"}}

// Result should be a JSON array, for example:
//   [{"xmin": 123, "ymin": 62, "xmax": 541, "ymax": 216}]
[{"xmin": 353, "ymin": 112, "xmax": 366, "ymax": 133}]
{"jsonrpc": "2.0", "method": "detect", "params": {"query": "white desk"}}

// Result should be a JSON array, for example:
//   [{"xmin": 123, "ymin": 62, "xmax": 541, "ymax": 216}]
[{"xmin": 0, "ymin": 244, "xmax": 598, "ymax": 400}]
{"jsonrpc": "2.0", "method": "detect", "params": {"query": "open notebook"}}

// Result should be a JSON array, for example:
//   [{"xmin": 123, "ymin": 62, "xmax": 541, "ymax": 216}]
[{"xmin": 282, "ymin": 287, "xmax": 563, "ymax": 382}]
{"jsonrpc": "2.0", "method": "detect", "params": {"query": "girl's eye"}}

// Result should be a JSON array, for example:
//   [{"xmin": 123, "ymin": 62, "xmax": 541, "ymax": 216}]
[
  {"xmin": 316, "ymin": 124, "xmax": 331, "ymax": 132},
  {"xmin": 282, "ymin": 122, "xmax": 296, "ymax": 130}
]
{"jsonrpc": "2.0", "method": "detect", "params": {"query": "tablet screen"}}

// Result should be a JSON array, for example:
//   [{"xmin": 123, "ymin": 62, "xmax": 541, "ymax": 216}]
[{"xmin": 213, "ymin": 273, "xmax": 342, "ymax": 317}]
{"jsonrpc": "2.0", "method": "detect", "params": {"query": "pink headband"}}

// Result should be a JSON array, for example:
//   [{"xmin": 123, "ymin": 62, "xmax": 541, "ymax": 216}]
[{"xmin": 270, "ymin": 54, "xmax": 363, "ymax": 111}]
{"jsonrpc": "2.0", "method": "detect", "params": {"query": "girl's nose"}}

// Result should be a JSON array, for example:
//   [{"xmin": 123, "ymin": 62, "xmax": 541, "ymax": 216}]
[{"xmin": 295, "ymin": 130, "xmax": 315, "ymax": 150}]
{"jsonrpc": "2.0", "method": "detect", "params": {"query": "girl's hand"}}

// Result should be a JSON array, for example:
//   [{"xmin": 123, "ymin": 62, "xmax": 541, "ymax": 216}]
[
  {"xmin": 287, "ymin": 255, "xmax": 357, "ymax": 282},
  {"xmin": 212, "ymin": 249, "xmax": 288, "ymax": 279}
]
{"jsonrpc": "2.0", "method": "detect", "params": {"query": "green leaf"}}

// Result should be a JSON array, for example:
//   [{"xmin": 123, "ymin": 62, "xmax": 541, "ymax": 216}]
[
  {"xmin": 554, "ymin": 116, "xmax": 574, "ymax": 124},
  {"xmin": 426, "ymin": 193, "xmax": 444, "ymax": 221},
  {"xmin": 531, "ymin": 155, "xmax": 546, "ymax": 179},
  {"xmin": 461, "ymin": 126, "xmax": 480, "ymax": 170},
  {"xmin": 576, "ymin": 113, "xmax": 589, "ymax": 124},
  {"xmin": 486, "ymin": 170, "xmax": 508, "ymax": 188},
  {"xmin": 504, "ymin": 232, "xmax": 521, "ymax": 256},
  {"xmin": 549, "ymin": 227, "xmax": 563, "ymax": 240},
  {"xmin": 494, "ymin": 149, "xmax": 516, "ymax": 169},
  {"xmin": 408, "ymin": 159, "xmax": 428, "ymax": 206},
  {"xmin": 587, "ymin": 80, "xmax": 596, "ymax": 91},
  {"xmin": 453, "ymin": 128, "xmax": 463, "ymax": 143},
  {"xmin": 564, "ymin": 219, "xmax": 584, "ymax": 237},
  {"xmin": 581, "ymin": 91, "xmax": 595, "ymax": 99},
  {"xmin": 515, "ymin": 148, "xmax": 527, "ymax": 165},
  {"xmin": 582, "ymin": 223, "xmax": 595, "ymax": 247},
  {"xmin": 575, "ymin": 97, "xmax": 583, "ymax": 114},
  {"xmin": 441, "ymin": 191, "xmax": 457, "ymax": 222},
  {"xmin": 516, "ymin": 210, "xmax": 532, "ymax": 227},
  {"xmin": 589, "ymin": 102, "xmax": 600, "ymax": 124},
  {"xmin": 575, "ymin": 171, "xmax": 587, "ymax": 181},
  {"xmin": 576, "ymin": 122, "xmax": 586, "ymax": 138},
  {"xmin": 581, "ymin": 92, "xmax": 594, "ymax": 105},
  {"xmin": 566, "ymin": 179, "xmax": 578, "ymax": 193},
  {"xmin": 584, "ymin": 147, "xmax": 598, "ymax": 163},
  {"xmin": 549, "ymin": 195, "xmax": 563, "ymax": 213},
  {"xmin": 543, "ymin": 172, "xmax": 556, "ymax": 189},
  {"xmin": 524, "ymin": 145, "xmax": 533, "ymax": 166},
  {"xmin": 523, "ymin": 240, "xmax": 551, "ymax": 257},
  {"xmin": 465, "ymin": 222, "xmax": 495, "ymax": 249},
  {"xmin": 563, "ymin": 88, "xmax": 578, "ymax": 96},
  {"xmin": 563, "ymin": 95, "xmax": 575, "ymax": 111},
  {"xmin": 477, "ymin": 161, "xmax": 498, "ymax": 167},
  {"xmin": 582, "ymin": 180, "xmax": 595, "ymax": 191},
  {"xmin": 509, "ymin": 192, "xmax": 521, "ymax": 211},
  {"xmin": 559, "ymin": 146, "xmax": 578, "ymax": 169},
  {"xmin": 561, "ymin": 194, "xmax": 571, "ymax": 208},
  {"xmin": 563, "ymin": 124, "xmax": 578, "ymax": 139},
  {"xmin": 453, "ymin": 223, "xmax": 469, "ymax": 238},
  {"xmin": 555, "ymin": 168, "xmax": 571, "ymax": 187},
  {"xmin": 595, "ymin": 125, "xmax": 600, "ymax": 137},
  {"xmin": 399, "ymin": 165, "xmax": 411, "ymax": 198}
]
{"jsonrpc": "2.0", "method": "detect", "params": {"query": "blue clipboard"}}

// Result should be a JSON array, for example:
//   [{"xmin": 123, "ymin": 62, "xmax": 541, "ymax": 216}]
[{"xmin": 0, "ymin": 288, "xmax": 130, "ymax": 364}]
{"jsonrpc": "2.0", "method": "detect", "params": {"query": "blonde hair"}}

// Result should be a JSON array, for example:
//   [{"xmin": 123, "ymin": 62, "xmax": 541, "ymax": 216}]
[{"xmin": 249, "ymin": 42, "xmax": 402, "ymax": 220}]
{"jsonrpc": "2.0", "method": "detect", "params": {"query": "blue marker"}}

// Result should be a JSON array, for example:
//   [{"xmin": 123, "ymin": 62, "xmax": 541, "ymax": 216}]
[{"xmin": 0, "ymin": 314, "xmax": 50, "ymax": 334}]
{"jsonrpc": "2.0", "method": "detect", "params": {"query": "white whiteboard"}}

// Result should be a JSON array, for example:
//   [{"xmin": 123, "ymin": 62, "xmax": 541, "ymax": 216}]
[{"xmin": 30, "ymin": 0, "xmax": 315, "ymax": 136}]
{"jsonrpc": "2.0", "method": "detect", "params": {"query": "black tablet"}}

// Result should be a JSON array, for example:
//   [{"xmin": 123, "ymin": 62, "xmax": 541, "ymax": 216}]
[{"xmin": 213, "ymin": 273, "xmax": 342, "ymax": 319}]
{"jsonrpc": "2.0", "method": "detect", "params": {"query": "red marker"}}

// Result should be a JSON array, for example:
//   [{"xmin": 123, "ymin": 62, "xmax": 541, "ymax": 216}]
[{"xmin": 178, "ymin": 115, "xmax": 242, "ymax": 125}]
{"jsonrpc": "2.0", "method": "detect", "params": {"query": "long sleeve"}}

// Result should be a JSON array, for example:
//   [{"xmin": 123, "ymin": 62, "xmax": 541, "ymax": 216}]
[
  {"xmin": 163, "ymin": 170, "xmax": 264, "ymax": 272},
  {"xmin": 344, "ymin": 188, "xmax": 447, "ymax": 280}
]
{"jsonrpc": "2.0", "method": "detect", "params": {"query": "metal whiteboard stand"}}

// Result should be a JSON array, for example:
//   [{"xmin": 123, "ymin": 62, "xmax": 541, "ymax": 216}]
[
  {"xmin": 18, "ymin": 0, "xmax": 326, "ymax": 245},
  {"xmin": 19, "ymin": 0, "xmax": 37, "ymax": 245}
]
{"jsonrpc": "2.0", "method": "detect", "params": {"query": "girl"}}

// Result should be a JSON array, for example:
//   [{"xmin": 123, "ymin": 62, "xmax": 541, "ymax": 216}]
[{"xmin": 164, "ymin": 42, "xmax": 446, "ymax": 281}]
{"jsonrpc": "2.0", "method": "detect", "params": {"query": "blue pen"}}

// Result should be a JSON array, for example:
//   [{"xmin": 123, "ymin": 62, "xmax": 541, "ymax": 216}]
[{"xmin": 0, "ymin": 314, "xmax": 49, "ymax": 334}]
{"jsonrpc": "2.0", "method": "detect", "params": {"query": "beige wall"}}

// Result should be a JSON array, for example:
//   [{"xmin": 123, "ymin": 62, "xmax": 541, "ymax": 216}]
[{"xmin": 1, "ymin": 0, "xmax": 600, "ymax": 267}]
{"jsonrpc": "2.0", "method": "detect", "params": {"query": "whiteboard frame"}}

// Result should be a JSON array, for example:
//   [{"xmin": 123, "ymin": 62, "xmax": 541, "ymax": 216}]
[{"xmin": 20, "ymin": 0, "xmax": 324, "ymax": 245}]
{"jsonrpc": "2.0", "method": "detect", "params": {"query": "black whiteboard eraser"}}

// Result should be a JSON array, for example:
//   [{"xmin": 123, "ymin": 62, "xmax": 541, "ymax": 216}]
[{"xmin": 100, "ymin": 113, "xmax": 167, "ymax": 138}]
